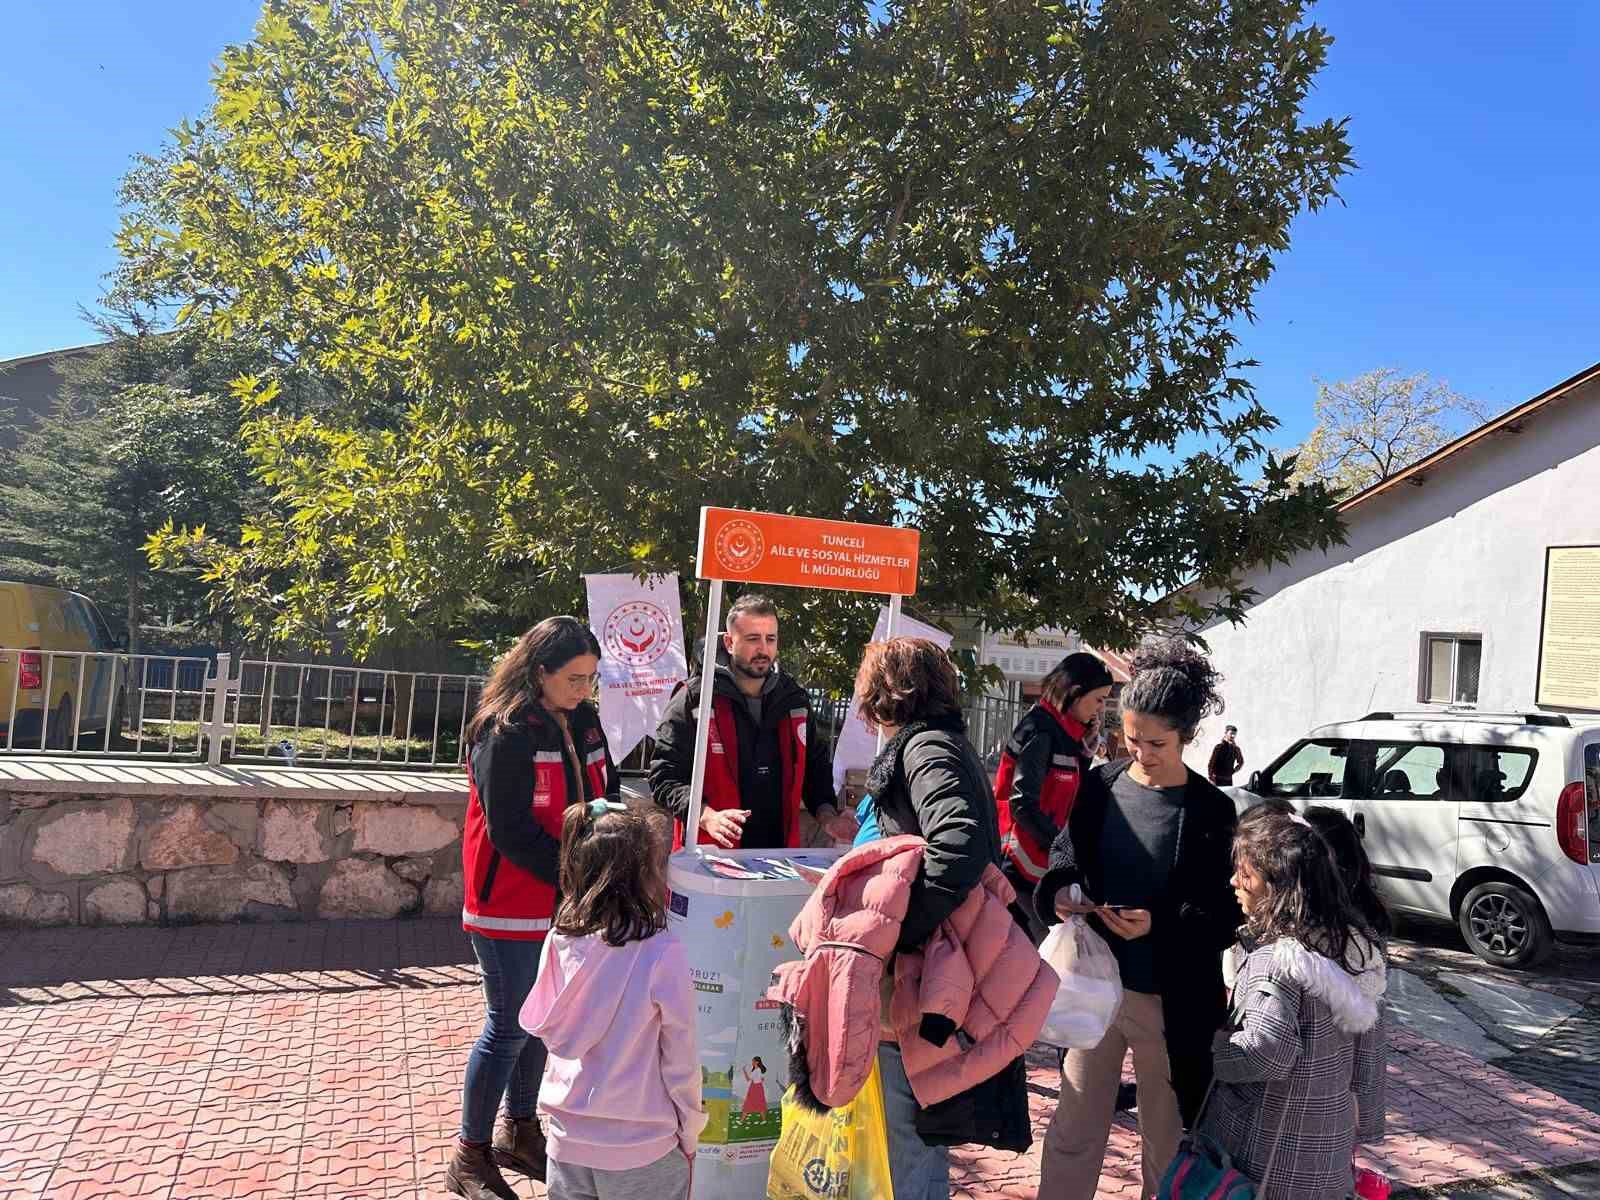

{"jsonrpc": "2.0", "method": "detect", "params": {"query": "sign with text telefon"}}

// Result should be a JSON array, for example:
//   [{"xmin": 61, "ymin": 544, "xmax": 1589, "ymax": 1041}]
[{"xmin": 695, "ymin": 507, "xmax": 920, "ymax": 595}]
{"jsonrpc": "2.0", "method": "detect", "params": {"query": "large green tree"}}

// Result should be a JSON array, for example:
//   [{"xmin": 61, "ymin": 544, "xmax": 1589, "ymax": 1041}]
[{"xmin": 126, "ymin": 0, "xmax": 1351, "ymax": 684}]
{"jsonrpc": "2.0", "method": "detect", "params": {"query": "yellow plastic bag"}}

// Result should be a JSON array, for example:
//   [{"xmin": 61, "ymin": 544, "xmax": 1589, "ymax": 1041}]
[{"xmin": 767, "ymin": 1057, "xmax": 895, "ymax": 1200}]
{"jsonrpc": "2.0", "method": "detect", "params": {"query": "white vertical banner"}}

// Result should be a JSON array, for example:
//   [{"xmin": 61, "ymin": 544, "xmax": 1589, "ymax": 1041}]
[
  {"xmin": 830, "ymin": 606, "xmax": 953, "ymax": 795},
  {"xmin": 584, "ymin": 573, "xmax": 689, "ymax": 762}
]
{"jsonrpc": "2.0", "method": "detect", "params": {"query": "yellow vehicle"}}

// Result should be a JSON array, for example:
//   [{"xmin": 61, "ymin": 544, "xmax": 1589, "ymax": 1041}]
[{"xmin": 0, "ymin": 581, "xmax": 126, "ymax": 750}]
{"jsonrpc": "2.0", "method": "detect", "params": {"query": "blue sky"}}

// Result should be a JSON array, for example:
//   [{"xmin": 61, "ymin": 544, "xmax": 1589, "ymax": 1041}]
[{"xmin": 1, "ymin": 1, "xmax": 1596, "ymax": 447}]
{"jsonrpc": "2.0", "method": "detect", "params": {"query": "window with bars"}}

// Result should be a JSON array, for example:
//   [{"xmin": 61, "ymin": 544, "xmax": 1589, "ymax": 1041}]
[{"xmin": 1419, "ymin": 633, "xmax": 1482, "ymax": 705}]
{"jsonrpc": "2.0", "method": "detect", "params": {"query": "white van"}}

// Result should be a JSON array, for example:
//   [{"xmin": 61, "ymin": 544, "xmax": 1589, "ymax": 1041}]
[{"xmin": 1231, "ymin": 711, "xmax": 1600, "ymax": 968}]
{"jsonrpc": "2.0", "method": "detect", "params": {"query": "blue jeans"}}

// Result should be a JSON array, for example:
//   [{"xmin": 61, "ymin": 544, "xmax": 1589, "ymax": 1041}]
[
  {"xmin": 460, "ymin": 932, "xmax": 546, "ymax": 1143},
  {"xmin": 878, "ymin": 1043, "xmax": 950, "ymax": 1200}
]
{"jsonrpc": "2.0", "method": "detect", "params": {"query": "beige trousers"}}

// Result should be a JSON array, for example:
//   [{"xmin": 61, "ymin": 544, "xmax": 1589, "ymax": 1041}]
[{"xmin": 1039, "ymin": 989, "xmax": 1183, "ymax": 1200}]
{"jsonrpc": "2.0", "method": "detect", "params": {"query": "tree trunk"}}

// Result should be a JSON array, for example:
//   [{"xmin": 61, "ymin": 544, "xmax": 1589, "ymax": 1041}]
[{"xmin": 126, "ymin": 569, "xmax": 143, "ymax": 654}]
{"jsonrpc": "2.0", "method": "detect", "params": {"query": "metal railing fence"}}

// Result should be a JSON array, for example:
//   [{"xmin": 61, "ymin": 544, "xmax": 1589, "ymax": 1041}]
[
  {"xmin": 1, "ymin": 647, "xmax": 485, "ymax": 769},
  {"xmin": 226, "ymin": 659, "xmax": 484, "ymax": 767},
  {"xmin": 2, "ymin": 647, "xmax": 1029, "ymax": 777},
  {"xmin": 1, "ymin": 647, "xmax": 212, "ymax": 758}
]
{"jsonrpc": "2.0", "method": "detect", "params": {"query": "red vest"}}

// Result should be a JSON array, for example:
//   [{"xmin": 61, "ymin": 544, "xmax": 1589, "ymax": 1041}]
[
  {"xmin": 993, "ymin": 701, "xmax": 1088, "ymax": 882},
  {"xmin": 674, "ymin": 694, "xmax": 808, "ymax": 850},
  {"xmin": 462, "ymin": 706, "xmax": 613, "ymax": 940}
]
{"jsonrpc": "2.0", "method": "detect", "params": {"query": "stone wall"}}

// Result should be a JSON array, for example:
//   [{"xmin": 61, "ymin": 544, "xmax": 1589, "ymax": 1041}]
[{"xmin": 0, "ymin": 787, "xmax": 467, "ymax": 927}]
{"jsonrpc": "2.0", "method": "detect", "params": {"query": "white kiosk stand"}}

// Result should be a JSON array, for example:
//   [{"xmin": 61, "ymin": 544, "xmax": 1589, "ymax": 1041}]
[{"xmin": 669, "ymin": 507, "xmax": 920, "ymax": 1199}]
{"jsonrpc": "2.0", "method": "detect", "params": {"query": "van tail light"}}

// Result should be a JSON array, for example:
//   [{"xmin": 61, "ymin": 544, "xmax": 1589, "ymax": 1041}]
[
  {"xmin": 18, "ymin": 652, "xmax": 42, "ymax": 691},
  {"xmin": 1556, "ymin": 781, "xmax": 1589, "ymax": 865}
]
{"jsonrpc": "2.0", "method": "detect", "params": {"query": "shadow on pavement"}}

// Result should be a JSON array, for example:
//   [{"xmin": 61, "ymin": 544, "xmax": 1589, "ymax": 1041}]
[{"xmin": 0, "ymin": 915, "xmax": 475, "ymax": 1005}]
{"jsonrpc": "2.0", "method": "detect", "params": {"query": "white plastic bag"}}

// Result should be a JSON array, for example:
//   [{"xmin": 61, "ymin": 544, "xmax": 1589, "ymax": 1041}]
[{"xmin": 1037, "ymin": 887, "xmax": 1124, "ymax": 1049}]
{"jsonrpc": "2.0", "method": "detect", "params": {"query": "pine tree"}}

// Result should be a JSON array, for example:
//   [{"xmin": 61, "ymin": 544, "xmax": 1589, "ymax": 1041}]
[{"xmin": 0, "ymin": 319, "xmax": 257, "ymax": 650}]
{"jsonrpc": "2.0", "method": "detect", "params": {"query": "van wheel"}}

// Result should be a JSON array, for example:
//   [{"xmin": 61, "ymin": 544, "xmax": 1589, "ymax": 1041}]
[
  {"xmin": 1459, "ymin": 882, "xmax": 1553, "ymax": 969},
  {"xmin": 45, "ymin": 698, "xmax": 73, "ymax": 750}
]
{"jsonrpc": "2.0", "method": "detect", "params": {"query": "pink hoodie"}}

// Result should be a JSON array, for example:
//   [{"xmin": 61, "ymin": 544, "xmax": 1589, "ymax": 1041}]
[{"xmin": 520, "ymin": 928, "xmax": 707, "ymax": 1170}]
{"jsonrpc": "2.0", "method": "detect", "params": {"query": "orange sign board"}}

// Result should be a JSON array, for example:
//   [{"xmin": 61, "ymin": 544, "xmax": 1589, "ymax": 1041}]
[{"xmin": 696, "ymin": 507, "xmax": 920, "ymax": 595}]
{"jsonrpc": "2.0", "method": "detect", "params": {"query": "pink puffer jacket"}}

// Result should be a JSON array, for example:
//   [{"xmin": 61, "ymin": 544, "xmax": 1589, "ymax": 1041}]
[{"xmin": 768, "ymin": 834, "xmax": 1057, "ymax": 1109}]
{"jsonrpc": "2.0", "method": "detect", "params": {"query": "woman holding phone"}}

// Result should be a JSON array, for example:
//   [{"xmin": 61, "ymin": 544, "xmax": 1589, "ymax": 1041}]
[{"xmin": 1032, "ymin": 639, "xmax": 1241, "ymax": 1200}]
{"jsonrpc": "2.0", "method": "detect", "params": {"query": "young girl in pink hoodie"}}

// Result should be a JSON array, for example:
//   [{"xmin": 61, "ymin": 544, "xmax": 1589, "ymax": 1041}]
[{"xmin": 520, "ymin": 801, "xmax": 705, "ymax": 1200}]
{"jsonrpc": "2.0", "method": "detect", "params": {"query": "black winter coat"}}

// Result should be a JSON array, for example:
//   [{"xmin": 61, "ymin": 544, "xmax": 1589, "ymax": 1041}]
[
  {"xmin": 867, "ymin": 713, "xmax": 1032, "ymax": 1152},
  {"xmin": 1034, "ymin": 760, "xmax": 1242, "ymax": 1127},
  {"xmin": 865, "ymin": 713, "xmax": 1003, "ymax": 953},
  {"xmin": 648, "ymin": 663, "xmax": 836, "ymax": 845}
]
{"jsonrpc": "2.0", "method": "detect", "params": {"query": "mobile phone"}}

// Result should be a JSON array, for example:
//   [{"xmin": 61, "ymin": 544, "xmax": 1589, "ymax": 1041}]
[{"xmin": 1099, "ymin": 904, "xmax": 1132, "ymax": 912}]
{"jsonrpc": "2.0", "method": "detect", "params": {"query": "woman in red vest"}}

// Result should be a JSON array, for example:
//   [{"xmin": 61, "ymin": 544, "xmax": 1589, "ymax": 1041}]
[
  {"xmin": 447, "ymin": 617, "xmax": 618, "ymax": 1200},
  {"xmin": 992, "ymin": 652, "xmax": 1115, "ymax": 941}
]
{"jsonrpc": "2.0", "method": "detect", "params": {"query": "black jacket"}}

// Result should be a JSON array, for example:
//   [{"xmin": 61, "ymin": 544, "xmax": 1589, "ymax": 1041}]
[
  {"xmin": 648, "ymin": 663, "xmax": 836, "ymax": 845},
  {"xmin": 468, "ymin": 701, "xmax": 620, "ymax": 884},
  {"xmin": 1003, "ymin": 703, "xmax": 1095, "ymax": 857},
  {"xmin": 866, "ymin": 713, "xmax": 1003, "ymax": 953},
  {"xmin": 1207, "ymin": 740, "xmax": 1244, "ymax": 784},
  {"xmin": 1034, "ymin": 760, "xmax": 1241, "ymax": 1126},
  {"xmin": 868, "ymin": 713, "xmax": 1029, "ymax": 1151}
]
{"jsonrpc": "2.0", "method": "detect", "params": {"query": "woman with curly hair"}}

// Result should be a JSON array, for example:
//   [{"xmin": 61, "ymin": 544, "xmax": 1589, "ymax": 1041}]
[{"xmin": 1032, "ymin": 639, "xmax": 1243, "ymax": 1200}]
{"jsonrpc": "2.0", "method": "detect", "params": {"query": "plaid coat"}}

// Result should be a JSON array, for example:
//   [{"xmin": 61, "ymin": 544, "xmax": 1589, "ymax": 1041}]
[{"xmin": 1198, "ymin": 937, "xmax": 1386, "ymax": 1200}]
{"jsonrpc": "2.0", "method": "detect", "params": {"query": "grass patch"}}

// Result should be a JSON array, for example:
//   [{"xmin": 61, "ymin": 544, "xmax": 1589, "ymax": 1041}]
[{"xmin": 126, "ymin": 720, "xmax": 462, "ymax": 766}]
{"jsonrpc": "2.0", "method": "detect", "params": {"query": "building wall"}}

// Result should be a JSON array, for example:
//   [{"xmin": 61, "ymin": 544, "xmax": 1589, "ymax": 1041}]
[
  {"xmin": 0, "ymin": 346, "xmax": 96, "ymax": 449},
  {"xmin": 1185, "ymin": 380, "xmax": 1600, "ymax": 777}
]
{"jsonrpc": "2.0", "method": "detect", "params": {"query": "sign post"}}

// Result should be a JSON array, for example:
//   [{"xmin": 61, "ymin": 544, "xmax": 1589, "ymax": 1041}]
[
  {"xmin": 879, "ymin": 593, "xmax": 903, "ymax": 752},
  {"xmin": 685, "ymin": 577, "xmax": 724, "ymax": 841},
  {"xmin": 683, "ymin": 507, "xmax": 921, "ymax": 844}
]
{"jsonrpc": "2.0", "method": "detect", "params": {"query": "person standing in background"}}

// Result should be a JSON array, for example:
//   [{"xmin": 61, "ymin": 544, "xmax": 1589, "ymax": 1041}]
[
  {"xmin": 1208, "ymin": 725, "xmax": 1244, "ymax": 787},
  {"xmin": 992, "ymin": 652, "xmax": 1116, "ymax": 941}
]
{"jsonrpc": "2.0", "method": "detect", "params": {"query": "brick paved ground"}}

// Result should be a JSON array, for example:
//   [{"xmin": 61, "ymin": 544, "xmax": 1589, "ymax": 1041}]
[
  {"xmin": 1388, "ymin": 914, "xmax": 1600, "ymax": 1117},
  {"xmin": 3, "ymin": 918, "xmax": 1599, "ymax": 1200}
]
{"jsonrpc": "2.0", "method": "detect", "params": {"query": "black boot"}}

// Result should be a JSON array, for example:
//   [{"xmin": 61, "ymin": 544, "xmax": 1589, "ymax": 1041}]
[
  {"xmin": 493, "ymin": 1114, "xmax": 548, "ymax": 1183},
  {"xmin": 445, "ymin": 1140, "xmax": 520, "ymax": 1200}
]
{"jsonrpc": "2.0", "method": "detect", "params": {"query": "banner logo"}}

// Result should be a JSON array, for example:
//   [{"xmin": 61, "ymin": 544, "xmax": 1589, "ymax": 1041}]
[
  {"xmin": 713, "ymin": 518, "xmax": 766, "ymax": 574},
  {"xmin": 602, "ymin": 600, "xmax": 674, "ymax": 668}
]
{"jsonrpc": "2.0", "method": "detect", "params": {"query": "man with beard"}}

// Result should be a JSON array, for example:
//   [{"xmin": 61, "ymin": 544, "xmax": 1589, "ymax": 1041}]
[{"xmin": 650, "ymin": 594, "xmax": 854, "ymax": 849}]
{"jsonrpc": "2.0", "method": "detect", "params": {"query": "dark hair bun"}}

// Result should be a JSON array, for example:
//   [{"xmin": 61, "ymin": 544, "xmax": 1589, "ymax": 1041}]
[{"xmin": 1122, "ymin": 637, "xmax": 1224, "ymax": 740}]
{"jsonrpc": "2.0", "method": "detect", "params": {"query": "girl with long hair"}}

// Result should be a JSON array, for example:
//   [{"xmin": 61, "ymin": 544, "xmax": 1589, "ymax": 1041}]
[
  {"xmin": 1303, "ymin": 804, "xmax": 1390, "ymax": 1151},
  {"xmin": 1197, "ymin": 807, "xmax": 1387, "ymax": 1199},
  {"xmin": 520, "ymin": 802, "xmax": 704, "ymax": 1200}
]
